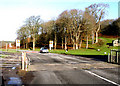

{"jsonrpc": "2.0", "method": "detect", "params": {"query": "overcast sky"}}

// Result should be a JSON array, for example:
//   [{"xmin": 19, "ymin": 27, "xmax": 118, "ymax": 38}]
[{"xmin": 0, "ymin": 0, "xmax": 119, "ymax": 41}]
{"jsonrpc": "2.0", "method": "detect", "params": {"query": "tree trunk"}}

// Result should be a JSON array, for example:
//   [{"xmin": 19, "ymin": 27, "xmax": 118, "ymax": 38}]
[
  {"xmin": 24, "ymin": 39, "xmax": 26, "ymax": 49},
  {"xmin": 92, "ymin": 31, "xmax": 94, "ymax": 44},
  {"xmin": 54, "ymin": 33, "xmax": 57, "ymax": 50},
  {"xmin": 79, "ymin": 39, "xmax": 82, "ymax": 49},
  {"xmin": 75, "ymin": 33, "xmax": 78, "ymax": 49},
  {"xmin": 24, "ymin": 44, "xmax": 25, "ymax": 49},
  {"xmin": 86, "ymin": 36, "xmax": 88, "ymax": 49},
  {"xmin": 95, "ymin": 23, "xmax": 100, "ymax": 43},
  {"xmin": 76, "ymin": 43, "xmax": 78, "ymax": 49},
  {"xmin": 95, "ymin": 32, "xmax": 98, "ymax": 43},
  {"xmin": 33, "ymin": 34, "xmax": 35, "ymax": 51},
  {"xmin": 65, "ymin": 36, "xmax": 67, "ymax": 50},
  {"xmin": 26, "ymin": 38, "xmax": 28, "ymax": 49},
  {"xmin": 73, "ymin": 43, "xmax": 75, "ymax": 50},
  {"xmin": 62, "ymin": 38, "xmax": 63, "ymax": 49}
]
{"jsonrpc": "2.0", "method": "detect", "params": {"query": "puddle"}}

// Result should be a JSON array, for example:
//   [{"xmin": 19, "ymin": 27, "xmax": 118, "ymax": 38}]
[{"xmin": 8, "ymin": 77, "xmax": 22, "ymax": 85}]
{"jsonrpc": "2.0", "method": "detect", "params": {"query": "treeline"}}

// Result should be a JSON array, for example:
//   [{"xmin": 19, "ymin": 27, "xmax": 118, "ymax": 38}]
[
  {"xmin": 100, "ymin": 18, "xmax": 120, "ymax": 36},
  {"xmin": 17, "ymin": 3, "xmax": 110, "ymax": 50}
]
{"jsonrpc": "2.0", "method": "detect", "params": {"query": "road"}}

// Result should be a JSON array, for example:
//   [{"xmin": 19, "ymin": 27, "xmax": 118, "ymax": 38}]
[{"xmin": 27, "ymin": 53, "xmax": 120, "ymax": 85}]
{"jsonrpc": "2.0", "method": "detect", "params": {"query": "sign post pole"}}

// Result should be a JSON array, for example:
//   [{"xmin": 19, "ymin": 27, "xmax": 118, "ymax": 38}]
[
  {"xmin": 16, "ymin": 39, "xmax": 20, "ymax": 51},
  {"xmin": 22, "ymin": 52, "xmax": 25, "ymax": 70}
]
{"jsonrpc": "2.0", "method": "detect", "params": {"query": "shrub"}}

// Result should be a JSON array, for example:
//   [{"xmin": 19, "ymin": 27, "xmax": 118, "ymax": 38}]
[{"xmin": 96, "ymin": 39, "xmax": 104, "ymax": 47}]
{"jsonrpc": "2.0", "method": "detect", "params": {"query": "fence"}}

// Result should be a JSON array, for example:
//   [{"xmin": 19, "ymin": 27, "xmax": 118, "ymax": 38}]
[
  {"xmin": 21, "ymin": 52, "xmax": 30, "ymax": 71},
  {"xmin": 108, "ymin": 49, "xmax": 120, "ymax": 64}
]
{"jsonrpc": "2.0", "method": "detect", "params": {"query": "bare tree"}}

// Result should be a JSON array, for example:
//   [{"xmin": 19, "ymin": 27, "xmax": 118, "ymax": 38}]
[
  {"xmin": 87, "ymin": 3, "xmax": 109, "ymax": 43},
  {"xmin": 82, "ymin": 8, "xmax": 95, "ymax": 49},
  {"xmin": 57, "ymin": 10, "xmax": 69, "ymax": 50},
  {"xmin": 26, "ymin": 16, "xmax": 41, "ymax": 50},
  {"xmin": 67, "ymin": 9, "xmax": 83, "ymax": 49},
  {"xmin": 17, "ymin": 25, "xmax": 29, "ymax": 49}
]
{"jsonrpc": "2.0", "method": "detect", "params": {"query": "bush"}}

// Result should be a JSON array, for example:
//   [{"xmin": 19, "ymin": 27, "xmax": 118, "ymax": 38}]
[{"xmin": 96, "ymin": 39, "xmax": 104, "ymax": 47}]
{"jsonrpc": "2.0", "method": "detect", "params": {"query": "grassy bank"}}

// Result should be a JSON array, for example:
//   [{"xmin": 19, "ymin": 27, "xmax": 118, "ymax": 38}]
[
  {"xmin": 0, "ymin": 49, "xmax": 20, "ymax": 53},
  {"xmin": 49, "ymin": 37, "xmax": 118, "ymax": 56}
]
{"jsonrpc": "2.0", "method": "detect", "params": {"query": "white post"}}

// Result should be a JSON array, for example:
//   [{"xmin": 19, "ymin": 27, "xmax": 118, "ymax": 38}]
[
  {"xmin": 22, "ymin": 52, "xmax": 25, "ymax": 70},
  {"xmin": 117, "ymin": 51, "xmax": 118, "ymax": 63}
]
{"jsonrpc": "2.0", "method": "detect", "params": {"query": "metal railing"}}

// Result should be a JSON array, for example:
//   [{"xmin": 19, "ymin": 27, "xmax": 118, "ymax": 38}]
[{"xmin": 108, "ymin": 49, "xmax": 120, "ymax": 64}]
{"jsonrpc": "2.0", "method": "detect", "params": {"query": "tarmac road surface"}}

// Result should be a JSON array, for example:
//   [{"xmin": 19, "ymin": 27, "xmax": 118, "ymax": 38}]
[{"xmin": 27, "ymin": 53, "xmax": 120, "ymax": 85}]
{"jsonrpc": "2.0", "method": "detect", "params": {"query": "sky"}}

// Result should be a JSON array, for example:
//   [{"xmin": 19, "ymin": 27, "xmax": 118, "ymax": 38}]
[{"xmin": 0, "ymin": 0, "xmax": 119, "ymax": 41}]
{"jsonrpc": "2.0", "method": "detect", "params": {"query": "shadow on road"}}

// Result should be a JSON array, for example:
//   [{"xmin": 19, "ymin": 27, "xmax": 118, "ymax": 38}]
[{"xmin": 73, "ymin": 55, "xmax": 108, "ymax": 62}]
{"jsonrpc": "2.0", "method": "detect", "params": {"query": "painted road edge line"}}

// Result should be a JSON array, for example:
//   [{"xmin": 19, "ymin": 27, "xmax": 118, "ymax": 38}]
[{"xmin": 84, "ymin": 70, "xmax": 120, "ymax": 86}]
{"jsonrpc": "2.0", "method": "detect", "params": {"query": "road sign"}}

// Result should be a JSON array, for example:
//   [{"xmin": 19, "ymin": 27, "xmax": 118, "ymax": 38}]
[
  {"xmin": 49, "ymin": 41, "xmax": 53, "ymax": 50},
  {"xmin": 9, "ymin": 43, "xmax": 12, "ymax": 47},
  {"xmin": 49, "ymin": 41, "xmax": 53, "ymax": 47},
  {"xmin": 16, "ymin": 40, "xmax": 20, "ymax": 47}
]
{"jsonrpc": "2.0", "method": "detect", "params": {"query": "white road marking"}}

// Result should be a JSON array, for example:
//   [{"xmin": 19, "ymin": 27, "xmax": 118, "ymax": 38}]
[{"xmin": 85, "ymin": 70, "xmax": 120, "ymax": 86}]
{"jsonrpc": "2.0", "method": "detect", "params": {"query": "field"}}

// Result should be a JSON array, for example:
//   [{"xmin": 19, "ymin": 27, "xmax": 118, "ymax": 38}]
[{"xmin": 49, "ymin": 37, "xmax": 119, "ymax": 56}]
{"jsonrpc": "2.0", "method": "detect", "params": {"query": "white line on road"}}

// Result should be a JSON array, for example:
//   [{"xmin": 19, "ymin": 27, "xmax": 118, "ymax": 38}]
[{"xmin": 85, "ymin": 70, "xmax": 120, "ymax": 86}]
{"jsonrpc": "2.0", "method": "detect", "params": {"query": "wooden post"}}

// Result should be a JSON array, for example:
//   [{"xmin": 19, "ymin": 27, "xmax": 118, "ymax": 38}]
[
  {"xmin": 108, "ymin": 53, "xmax": 110, "ymax": 62},
  {"xmin": 117, "ymin": 51, "xmax": 118, "ymax": 63},
  {"xmin": 22, "ymin": 52, "xmax": 26, "ymax": 70},
  {"xmin": 110, "ymin": 50, "xmax": 112, "ymax": 63}
]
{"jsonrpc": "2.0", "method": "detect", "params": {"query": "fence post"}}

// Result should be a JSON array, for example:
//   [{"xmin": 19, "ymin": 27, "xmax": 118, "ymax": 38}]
[
  {"xmin": 25, "ymin": 56, "xmax": 28, "ymax": 71},
  {"xmin": 22, "ymin": 52, "xmax": 26, "ymax": 70},
  {"xmin": 118, "ymin": 51, "xmax": 120, "ymax": 65},
  {"xmin": 22, "ymin": 52, "xmax": 25, "ymax": 70},
  {"xmin": 108, "ymin": 53, "xmax": 110, "ymax": 62},
  {"xmin": 110, "ymin": 50, "xmax": 112, "ymax": 62}
]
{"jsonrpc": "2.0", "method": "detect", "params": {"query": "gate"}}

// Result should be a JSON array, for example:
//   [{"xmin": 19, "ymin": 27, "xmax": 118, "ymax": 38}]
[{"xmin": 108, "ymin": 49, "xmax": 120, "ymax": 64}]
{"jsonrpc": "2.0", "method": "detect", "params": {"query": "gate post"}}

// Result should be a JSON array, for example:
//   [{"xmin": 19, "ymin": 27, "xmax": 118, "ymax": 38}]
[
  {"xmin": 108, "ymin": 53, "xmax": 110, "ymax": 62},
  {"xmin": 22, "ymin": 52, "xmax": 26, "ymax": 70},
  {"xmin": 110, "ymin": 50, "xmax": 112, "ymax": 62}
]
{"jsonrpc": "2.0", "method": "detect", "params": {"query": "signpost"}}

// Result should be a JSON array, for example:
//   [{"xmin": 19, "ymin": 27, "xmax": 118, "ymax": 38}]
[
  {"xmin": 16, "ymin": 39, "xmax": 20, "ymax": 51},
  {"xmin": 9, "ymin": 43, "xmax": 12, "ymax": 48},
  {"xmin": 49, "ymin": 41, "xmax": 53, "ymax": 50}
]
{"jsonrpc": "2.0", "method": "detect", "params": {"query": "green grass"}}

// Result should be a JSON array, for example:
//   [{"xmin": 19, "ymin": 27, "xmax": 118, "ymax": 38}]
[
  {"xmin": 35, "ymin": 48, "xmax": 40, "ymax": 51},
  {"xmin": 0, "ymin": 49, "xmax": 20, "ymax": 53},
  {"xmin": 49, "ymin": 37, "xmax": 119, "ymax": 56},
  {"xmin": 0, "ymin": 54, "xmax": 9, "ymax": 58},
  {"xmin": 2, "ymin": 37, "xmax": 117, "ymax": 56}
]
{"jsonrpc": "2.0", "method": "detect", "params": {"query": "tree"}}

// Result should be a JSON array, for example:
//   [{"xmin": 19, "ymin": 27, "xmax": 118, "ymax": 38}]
[
  {"xmin": 101, "ymin": 18, "xmax": 120, "ymax": 36},
  {"xmin": 87, "ymin": 3, "xmax": 109, "ymax": 43},
  {"xmin": 82, "ymin": 8, "xmax": 95, "ymax": 49},
  {"xmin": 57, "ymin": 10, "xmax": 70, "ymax": 50},
  {"xmin": 17, "ymin": 25, "xmax": 29, "ymax": 48},
  {"xmin": 67, "ymin": 9, "xmax": 83, "ymax": 49},
  {"xmin": 25, "ymin": 16, "xmax": 41, "ymax": 50}
]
